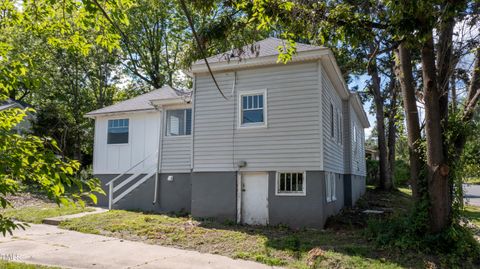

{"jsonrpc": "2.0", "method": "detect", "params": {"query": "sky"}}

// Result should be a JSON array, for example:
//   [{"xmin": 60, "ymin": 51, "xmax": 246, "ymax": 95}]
[{"xmin": 349, "ymin": 75, "xmax": 375, "ymax": 138}]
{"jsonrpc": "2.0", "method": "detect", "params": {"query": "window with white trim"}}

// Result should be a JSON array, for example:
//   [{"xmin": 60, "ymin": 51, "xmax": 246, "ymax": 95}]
[
  {"xmin": 325, "ymin": 172, "xmax": 336, "ymax": 202},
  {"xmin": 276, "ymin": 172, "xmax": 306, "ymax": 195},
  {"xmin": 353, "ymin": 124, "xmax": 358, "ymax": 157},
  {"xmin": 166, "ymin": 109, "xmax": 192, "ymax": 136},
  {"xmin": 239, "ymin": 90, "xmax": 266, "ymax": 127},
  {"xmin": 339, "ymin": 113, "xmax": 343, "ymax": 145},
  {"xmin": 330, "ymin": 103, "xmax": 334, "ymax": 138},
  {"xmin": 107, "ymin": 119, "xmax": 129, "ymax": 144},
  {"xmin": 336, "ymin": 109, "xmax": 341, "ymax": 144}
]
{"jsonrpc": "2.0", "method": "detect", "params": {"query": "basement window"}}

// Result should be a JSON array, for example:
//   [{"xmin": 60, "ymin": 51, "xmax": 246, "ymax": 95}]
[
  {"xmin": 276, "ymin": 172, "xmax": 306, "ymax": 196},
  {"xmin": 107, "ymin": 119, "xmax": 129, "ymax": 144},
  {"xmin": 325, "ymin": 172, "xmax": 337, "ymax": 202}
]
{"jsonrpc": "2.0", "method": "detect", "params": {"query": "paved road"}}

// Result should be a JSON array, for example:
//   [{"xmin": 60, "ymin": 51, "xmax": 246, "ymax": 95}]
[
  {"xmin": 0, "ymin": 224, "xmax": 278, "ymax": 269},
  {"xmin": 464, "ymin": 184, "xmax": 480, "ymax": 206}
]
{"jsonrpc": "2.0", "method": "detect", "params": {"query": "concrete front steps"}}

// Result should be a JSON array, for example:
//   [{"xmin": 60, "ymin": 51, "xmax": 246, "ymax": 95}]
[{"xmin": 42, "ymin": 207, "xmax": 108, "ymax": 225}]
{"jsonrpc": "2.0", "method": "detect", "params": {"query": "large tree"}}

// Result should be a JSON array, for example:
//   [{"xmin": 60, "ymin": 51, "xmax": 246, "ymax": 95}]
[
  {"xmin": 183, "ymin": 0, "xmax": 480, "ymax": 233},
  {"xmin": 0, "ymin": 0, "xmax": 129, "ymax": 234}
]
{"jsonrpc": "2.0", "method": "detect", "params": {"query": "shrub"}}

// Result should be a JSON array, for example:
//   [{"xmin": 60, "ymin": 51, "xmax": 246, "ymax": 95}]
[
  {"xmin": 393, "ymin": 160, "xmax": 410, "ymax": 187},
  {"xmin": 366, "ymin": 208, "xmax": 480, "ymax": 268},
  {"xmin": 366, "ymin": 159, "xmax": 379, "ymax": 185}
]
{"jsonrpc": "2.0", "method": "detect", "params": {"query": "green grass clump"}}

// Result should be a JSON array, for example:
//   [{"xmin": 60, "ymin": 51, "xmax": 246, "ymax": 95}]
[
  {"xmin": 59, "ymin": 206, "xmax": 426, "ymax": 268},
  {"xmin": 0, "ymin": 261, "xmax": 60, "ymax": 269}
]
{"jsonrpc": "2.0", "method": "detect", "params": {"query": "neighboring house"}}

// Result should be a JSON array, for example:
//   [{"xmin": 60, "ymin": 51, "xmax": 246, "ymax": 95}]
[
  {"xmin": 366, "ymin": 148, "xmax": 380, "ymax": 161},
  {"xmin": 0, "ymin": 98, "xmax": 34, "ymax": 134},
  {"xmin": 86, "ymin": 38, "xmax": 370, "ymax": 228}
]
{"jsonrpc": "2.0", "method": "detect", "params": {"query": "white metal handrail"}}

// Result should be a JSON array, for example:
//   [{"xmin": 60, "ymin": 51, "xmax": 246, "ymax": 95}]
[
  {"xmin": 107, "ymin": 151, "xmax": 158, "ymax": 209},
  {"xmin": 105, "ymin": 151, "xmax": 157, "ymax": 187}
]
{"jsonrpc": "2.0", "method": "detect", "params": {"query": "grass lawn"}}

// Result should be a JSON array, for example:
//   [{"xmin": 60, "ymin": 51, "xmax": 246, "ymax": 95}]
[
  {"xmin": 60, "ymin": 188, "xmax": 430, "ymax": 269},
  {"xmin": 465, "ymin": 177, "xmax": 480, "ymax": 185},
  {"xmin": 0, "ymin": 261, "xmax": 60, "ymax": 269},
  {"xmin": 2, "ymin": 204, "xmax": 93, "ymax": 224},
  {"xmin": 465, "ymin": 205, "xmax": 480, "ymax": 227}
]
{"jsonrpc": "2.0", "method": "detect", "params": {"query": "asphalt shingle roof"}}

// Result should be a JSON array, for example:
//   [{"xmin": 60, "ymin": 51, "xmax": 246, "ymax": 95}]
[
  {"xmin": 0, "ymin": 99, "xmax": 31, "ymax": 111},
  {"xmin": 86, "ymin": 85, "xmax": 187, "ymax": 116},
  {"xmin": 194, "ymin": 37, "xmax": 323, "ymax": 65}
]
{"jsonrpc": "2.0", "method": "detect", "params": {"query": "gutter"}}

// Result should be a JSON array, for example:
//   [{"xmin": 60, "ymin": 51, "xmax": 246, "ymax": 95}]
[{"xmin": 190, "ymin": 48, "xmax": 330, "ymax": 75}]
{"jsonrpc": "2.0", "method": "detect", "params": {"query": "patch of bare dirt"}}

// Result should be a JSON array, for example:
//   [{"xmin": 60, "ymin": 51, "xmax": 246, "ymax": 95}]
[
  {"xmin": 325, "ymin": 188, "xmax": 413, "ymax": 230},
  {"xmin": 5, "ymin": 192, "xmax": 52, "ymax": 208}
]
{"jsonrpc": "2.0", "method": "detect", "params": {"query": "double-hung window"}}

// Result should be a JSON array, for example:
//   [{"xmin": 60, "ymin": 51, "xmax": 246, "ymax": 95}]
[
  {"xmin": 166, "ymin": 109, "xmax": 192, "ymax": 136},
  {"xmin": 276, "ymin": 172, "xmax": 306, "ymax": 196},
  {"xmin": 325, "ymin": 172, "xmax": 337, "ymax": 202},
  {"xmin": 330, "ymin": 103, "xmax": 334, "ymax": 138},
  {"xmin": 107, "ymin": 119, "xmax": 129, "ymax": 144},
  {"xmin": 239, "ymin": 89, "xmax": 267, "ymax": 127}
]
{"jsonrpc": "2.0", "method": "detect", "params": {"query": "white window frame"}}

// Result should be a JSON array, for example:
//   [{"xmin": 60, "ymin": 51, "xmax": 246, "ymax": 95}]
[
  {"xmin": 325, "ymin": 172, "xmax": 337, "ymax": 203},
  {"xmin": 330, "ymin": 102, "xmax": 335, "ymax": 138},
  {"xmin": 106, "ymin": 118, "xmax": 130, "ymax": 145},
  {"xmin": 339, "ymin": 112, "xmax": 343, "ymax": 145},
  {"xmin": 238, "ymin": 89, "xmax": 268, "ymax": 129},
  {"xmin": 275, "ymin": 171, "xmax": 306, "ymax": 196},
  {"xmin": 165, "ymin": 108, "xmax": 192, "ymax": 137}
]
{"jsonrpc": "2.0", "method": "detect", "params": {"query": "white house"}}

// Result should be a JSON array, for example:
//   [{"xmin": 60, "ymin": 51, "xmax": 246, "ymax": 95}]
[
  {"xmin": 0, "ymin": 98, "xmax": 34, "ymax": 134},
  {"xmin": 86, "ymin": 38, "xmax": 369, "ymax": 228}
]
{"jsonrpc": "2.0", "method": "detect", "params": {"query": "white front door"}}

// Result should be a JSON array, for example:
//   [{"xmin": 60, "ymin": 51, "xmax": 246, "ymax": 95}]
[{"xmin": 241, "ymin": 172, "xmax": 269, "ymax": 225}]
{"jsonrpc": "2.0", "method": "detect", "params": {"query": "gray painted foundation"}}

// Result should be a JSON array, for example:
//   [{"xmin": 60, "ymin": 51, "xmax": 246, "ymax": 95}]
[
  {"xmin": 343, "ymin": 174, "xmax": 366, "ymax": 207},
  {"xmin": 95, "ymin": 171, "xmax": 365, "ymax": 228},
  {"xmin": 95, "ymin": 173, "xmax": 192, "ymax": 213},
  {"xmin": 267, "ymin": 171, "xmax": 323, "ymax": 228},
  {"xmin": 191, "ymin": 172, "xmax": 237, "ymax": 221}
]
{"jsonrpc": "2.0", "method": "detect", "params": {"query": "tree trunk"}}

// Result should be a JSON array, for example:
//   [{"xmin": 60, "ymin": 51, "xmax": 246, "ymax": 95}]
[
  {"xmin": 387, "ymin": 80, "xmax": 398, "ymax": 188},
  {"xmin": 393, "ymin": 43, "xmax": 423, "ymax": 201},
  {"xmin": 368, "ymin": 49, "xmax": 392, "ymax": 190},
  {"xmin": 421, "ymin": 33, "xmax": 451, "ymax": 232}
]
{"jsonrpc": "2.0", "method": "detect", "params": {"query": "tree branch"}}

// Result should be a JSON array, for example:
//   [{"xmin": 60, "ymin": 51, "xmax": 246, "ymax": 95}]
[{"xmin": 178, "ymin": 0, "xmax": 226, "ymax": 99}]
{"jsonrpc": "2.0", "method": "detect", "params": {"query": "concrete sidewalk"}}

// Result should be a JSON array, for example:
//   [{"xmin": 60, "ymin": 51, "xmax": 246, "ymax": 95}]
[
  {"xmin": 42, "ymin": 207, "xmax": 109, "ymax": 225},
  {"xmin": 0, "ymin": 224, "xmax": 278, "ymax": 269}
]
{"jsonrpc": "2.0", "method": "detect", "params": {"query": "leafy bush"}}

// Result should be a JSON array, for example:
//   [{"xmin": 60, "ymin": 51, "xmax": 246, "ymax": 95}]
[
  {"xmin": 366, "ymin": 207, "xmax": 480, "ymax": 268},
  {"xmin": 393, "ymin": 160, "xmax": 410, "ymax": 187},
  {"xmin": 366, "ymin": 159, "xmax": 379, "ymax": 185}
]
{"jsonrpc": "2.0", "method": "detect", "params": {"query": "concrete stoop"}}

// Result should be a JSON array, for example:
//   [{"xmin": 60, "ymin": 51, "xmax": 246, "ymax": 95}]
[{"xmin": 42, "ymin": 207, "xmax": 108, "ymax": 225}]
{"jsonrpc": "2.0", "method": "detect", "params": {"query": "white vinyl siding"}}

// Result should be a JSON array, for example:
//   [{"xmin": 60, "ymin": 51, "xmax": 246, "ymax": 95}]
[
  {"xmin": 321, "ymin": 65, "xmax": 344, "ymax": 174},
  {"xmin": 193, "ymin": 72, "xmax": 236, "ymax": 171},
  {"xmin": 160, "ymin": 136, "xmax": 191, "ymax": 172},
  {"xmin": 193, "ymin": 62, "xmax": 321, "ymax": 172},
  {"xmin": 93, "ymin": 112, "xmax": 159, "ymax": 174},
  {"xmin": 350, "ymin": 103, "xmax": 366, "ymax": 176},
  {"xmin": 342, "ymin": 101, "xmax": 352, "ymax": 173}
]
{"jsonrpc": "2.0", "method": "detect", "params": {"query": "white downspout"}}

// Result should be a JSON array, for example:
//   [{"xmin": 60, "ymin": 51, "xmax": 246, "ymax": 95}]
[{"xmin": 153, "ymin": 107, "xmax": 163, "ymax": 204}]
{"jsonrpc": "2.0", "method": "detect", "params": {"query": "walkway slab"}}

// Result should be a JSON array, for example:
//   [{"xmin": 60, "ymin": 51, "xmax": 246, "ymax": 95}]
[
  {"xmin": 42, "ymin": 207, "xmax": 108, "ymax": 226},
  {"xmin": 0, "ymin": 224, "xmax": 278, "ymax": 269}
]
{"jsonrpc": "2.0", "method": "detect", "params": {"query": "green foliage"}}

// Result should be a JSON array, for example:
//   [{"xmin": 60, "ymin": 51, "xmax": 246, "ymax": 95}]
[
  {"xmin": 0, "ymin": 0, "xmax": 129, "ymax": 235},
  {"xmin": 393, "ymin": 160, "xmax": 410, "ymax": 187},
  {"xmin": 366, "ymin": 208, "xmax": 480, "ymax": 267},
  {"xmin": 366, "ymin": 159, "xmax": 379, "ymax": 186}
]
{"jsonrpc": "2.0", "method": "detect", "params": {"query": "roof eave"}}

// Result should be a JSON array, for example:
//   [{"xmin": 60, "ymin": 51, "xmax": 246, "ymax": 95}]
[
  {"xmin": 150, "ymin": 97, "xmax": 189, "ymax": 106},
  {"xmin": 84, "ymin": 108, "xmax": 157, "ymax": 119},
  {"xmin": 190, "ymin": 48, "xmax": 330, "ymax": 74},
  {"xmin": 351, "ymin": 93, "xmax": 370, "ymax": 128}
]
